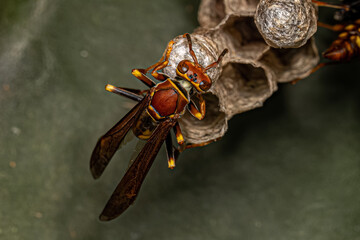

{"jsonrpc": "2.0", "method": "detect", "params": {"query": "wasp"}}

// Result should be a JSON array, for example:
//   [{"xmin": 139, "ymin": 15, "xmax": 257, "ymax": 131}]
[
  {"xmin": 90, "ymin": 33, "xmax": 228, "ymax": 221},
  {"xmin": 293, "ymin": 1, "xmax": 360, "ymax": 83}
]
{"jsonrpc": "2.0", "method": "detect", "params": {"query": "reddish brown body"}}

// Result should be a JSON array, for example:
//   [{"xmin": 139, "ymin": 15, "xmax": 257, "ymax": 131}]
[
  {"xmin": 148, "ymin": 79, "xmax": 189, "ymax": 120},
  {"xmin": 90, "ymin": 33, "xmax": 228, "ymax": 221},
  {"xmin": 323, "ymin": 19, "xmax": 360, "ymax": 61},
  {"xmin": 132, "ymin": 79, "xmax": 189, "ymax": 140}
]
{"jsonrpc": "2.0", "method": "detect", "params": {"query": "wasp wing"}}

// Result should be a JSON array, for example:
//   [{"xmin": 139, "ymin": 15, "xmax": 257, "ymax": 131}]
[
  {"xmin": 90, "ymin": 94, "xmax": 150, "ymax": 179},
  {"xmin": 99, "ymin": 119, "xmax": 176, "ymax": 221}
]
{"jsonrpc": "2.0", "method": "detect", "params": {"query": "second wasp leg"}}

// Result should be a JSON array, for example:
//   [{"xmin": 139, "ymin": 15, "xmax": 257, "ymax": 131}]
[
  {"xmin": 187, "ymin": 94, "xmax": 206, "ymax": 120},
  {"xmin": 165, "ymin": 134, "xmax": 176, "ymax": 169},
  {"xmin": 131, "ymin": 68, "xmax": 156, "ymax": 88},
  {"xmin": 312, "ymin": 0, "xmax": 349, "ymax": 10},
  {"xmin": 291, "ymin": 62, "xmax": 340, "ymax": 84},
  {"xmin": 105, "ymin": 84, "xmax": 145, "ymax": 102},
  {"xmin": 318, "ymin": 21, "xmax": 345, "ymax": 32},
  {"xmin": 146, "ymin": 40, "xmax": 175, "ymax": 81},
  {"xmin": 184, "ymin": 137, "xmax": 222, "ymax": 150}
]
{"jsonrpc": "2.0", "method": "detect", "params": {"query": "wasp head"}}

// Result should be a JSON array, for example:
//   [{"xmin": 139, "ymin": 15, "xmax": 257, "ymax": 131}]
[
  {"xmin": 176, "ymin": 60, "xmax": 212, "ymax": 92},
  {"xmin": 176, "ymin": 33, "xmax": 228, "ymax": 93}
]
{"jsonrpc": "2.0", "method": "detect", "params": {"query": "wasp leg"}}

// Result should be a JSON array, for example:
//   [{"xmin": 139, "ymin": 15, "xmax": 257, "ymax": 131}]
[
  {"xmin": 174, "ymin": 137, "xmax": 222, "ymax": 162},
  {"xmin": 173, "ymin": 123, "xmax": 185, "ymax": 146},
  {"xmin": 165, "ymin": 134, "xmax": 176, "ymax": 169},
  {"xmin": 312, "ymin": 0, "xmax": 349, "ymax": 10},
  {"xmin": 119, "ymin": 87, "xmax": 148, "ymax": 96},
  {"xmin": 291, "ymin": 62, "xmax": 339, "ymax": 84},
  {"xmin": 131, "ymin": 68, "xmax": 156, "ymax": 88},
  {"xmin": 184, "ymin": 137, "xmax": 222, "ymax": 150},
  {"xmin": 145, "ymin": 40, "xmax": 176, "ymax": 81},
  {"xmin": 173, "ymin": 123, "xmax": 185, "ymax": 162},
  {"xmin": 187, "ymin": 93, "xmax": 206, "ymax": 120},
  {"xmin": 105, "ymin": 84, "xmax": 146, "ymax": 102},
  {"xmin": 318, "ymin": 21, "xmax": 345, "ymax": 32}
]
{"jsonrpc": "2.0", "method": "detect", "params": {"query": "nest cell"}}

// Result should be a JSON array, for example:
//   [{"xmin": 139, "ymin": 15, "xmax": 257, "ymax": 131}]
[
  {"xmin": 259, "ymin": 38, "xmax": 319, "ymax": 82},
  {"xmin": 224, "ymin": 0, "xmax": 260, "ymax": 16},
  {"xmin": 212, "ymin": 60, "xmax": 276, "ymax": 117},
  {"xmin": 198, "ymin": 0, "xmax": 226, "ymax": 28}
]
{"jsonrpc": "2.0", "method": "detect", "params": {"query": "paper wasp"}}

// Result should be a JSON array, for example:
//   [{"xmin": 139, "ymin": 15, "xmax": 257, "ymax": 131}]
[
  {"xmin": 312, "ymin": 0, "xmax": 360, "ymax": 74},
  {"xmin": 90, "ymin": 33, "xmax": 228, "ymax": 221},
  {"xmin": 293, "ymin": 1, "xmax": 360, "ymax": 83}
]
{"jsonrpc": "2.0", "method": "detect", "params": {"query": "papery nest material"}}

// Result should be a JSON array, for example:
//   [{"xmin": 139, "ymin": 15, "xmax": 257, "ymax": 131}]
[
  {"xmin": 255, "ymin": 0, "xmax": 318, "ymax": 48},
  {"xmin": 159, "ymin": 0, "xmax": 319, "ymax": 144}
]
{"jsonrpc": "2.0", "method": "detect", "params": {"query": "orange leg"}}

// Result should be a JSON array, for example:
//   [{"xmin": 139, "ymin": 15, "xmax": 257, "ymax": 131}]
[
  {"xmin": 187, "ymin": 93, "xmax": 206, "ymax": 120},
  {"xmin": 131, "ymin": 68, "xmax": 156, "ymax": 87},
  {"xmin": 312, "ymin": 0, "xmax": 349, "ymax": 11},
  {"xmin": 105, "ymin": 84, "xmax": 146, "ymax": 101},
  {"xmin": 173, "ymin": 123, "xmax": 185, "ymax": 146},
  {"xmin": 291, "ymin": 62, "xmax": 340, "ymax": 84},
  {"xmin": 144, "ymin": 40, "xmax": 176, "ymax": 81},
  {"xmin": 165, "ymin": 134, "xmax": 176, "ymax": 169},
  {"xmin": 184, "ymin": 137, "xmax": 222, "ymax": 150},
  {"xmin": 173, "ymin": 123, "xmax": 186, "ymax": 161},
  {"xmin": 167, "ymin": 123, "xmax": 187, "ymax": 168},
  {"xmin": 120, "ymin": 87, "xmax": 148, "ymax": 96},
  {"xmin": 317, "ymin": 21, "xmax": 345, "ymax": 32},
  {"xmin": 174, "ymin": 137, "xmax": 222, "ymax": 161},
  {"xmin": 172, "ymin": 121, "xmax": 221, "ymax": 161}
]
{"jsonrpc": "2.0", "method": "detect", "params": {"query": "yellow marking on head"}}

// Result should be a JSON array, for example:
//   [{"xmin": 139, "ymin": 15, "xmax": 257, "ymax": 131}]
[
  {"xmin": 105, "ymin": 84, "xmax": 115, "ymax": 92},
  {"xmin": 168, "ymin": 158, "xmax": 175, "ymax": 169},
  {"xmin": 132, "ymin": 69, "xmax": 142, "ymax": 78},
  {"xmin": 356, "ymin": 36, "xmax": 360, "ymax": 48},
  {"xmin": 345, "ymin": 24, "xmax": 356, "ymax": 31},
  {"xmin": 339, "ymin": 32, "xmax": 348, "ymax": 39}
]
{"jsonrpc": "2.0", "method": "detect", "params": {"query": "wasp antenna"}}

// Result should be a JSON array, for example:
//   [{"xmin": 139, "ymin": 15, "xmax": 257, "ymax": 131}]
[
  {"xmin": 183, "ymin": 33, "xmax": 200, "ymax": 65},
  {"xmin": 204, "ymin": 48, "xmax": 228, "ymax": 71}
]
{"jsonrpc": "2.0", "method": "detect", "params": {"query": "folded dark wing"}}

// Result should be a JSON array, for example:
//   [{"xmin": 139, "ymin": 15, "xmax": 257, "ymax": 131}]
[
  {"xmin": 90, "ymin": 94, "xmax": 150, "ymax": 179},
  {"xmin": 99, "ymin": 118, "xmax": 176, "ymax": 221}
]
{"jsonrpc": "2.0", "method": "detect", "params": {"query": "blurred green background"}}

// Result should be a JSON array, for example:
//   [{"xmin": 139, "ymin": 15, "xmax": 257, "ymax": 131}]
[{"xmin": 1, "ymin": 0, "xmax": 360, "ymax": 239}]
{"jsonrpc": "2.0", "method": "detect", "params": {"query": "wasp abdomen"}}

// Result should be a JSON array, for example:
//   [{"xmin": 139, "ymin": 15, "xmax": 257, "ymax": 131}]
[
  {"xmin": 323, "ymin": 20, "xmax": 360, "ymax": 61},
  {"xmin": 132, "ymin": 110, "xmax": 158, "ymax": 140}
]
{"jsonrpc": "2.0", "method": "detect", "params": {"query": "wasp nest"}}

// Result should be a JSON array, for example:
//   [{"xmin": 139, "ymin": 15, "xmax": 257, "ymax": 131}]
[
  {"xmin": 161, "ymin": 0, "xmax": 319, "ymax": 144},
  {"xmin": 255, "ymin": 0, "xmax": 318, "ymax": 48}
]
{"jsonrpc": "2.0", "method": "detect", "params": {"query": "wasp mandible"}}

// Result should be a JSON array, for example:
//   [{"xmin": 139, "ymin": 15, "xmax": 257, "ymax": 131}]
[{"xmin": 90, "ymin": 33, "xmax": 228, "ymax": 221}]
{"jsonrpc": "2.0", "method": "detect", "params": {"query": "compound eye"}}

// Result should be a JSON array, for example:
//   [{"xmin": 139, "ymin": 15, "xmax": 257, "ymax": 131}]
[{"xmin": 177, "ymin": 60, "xmax": 189, "ymax": 74}]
